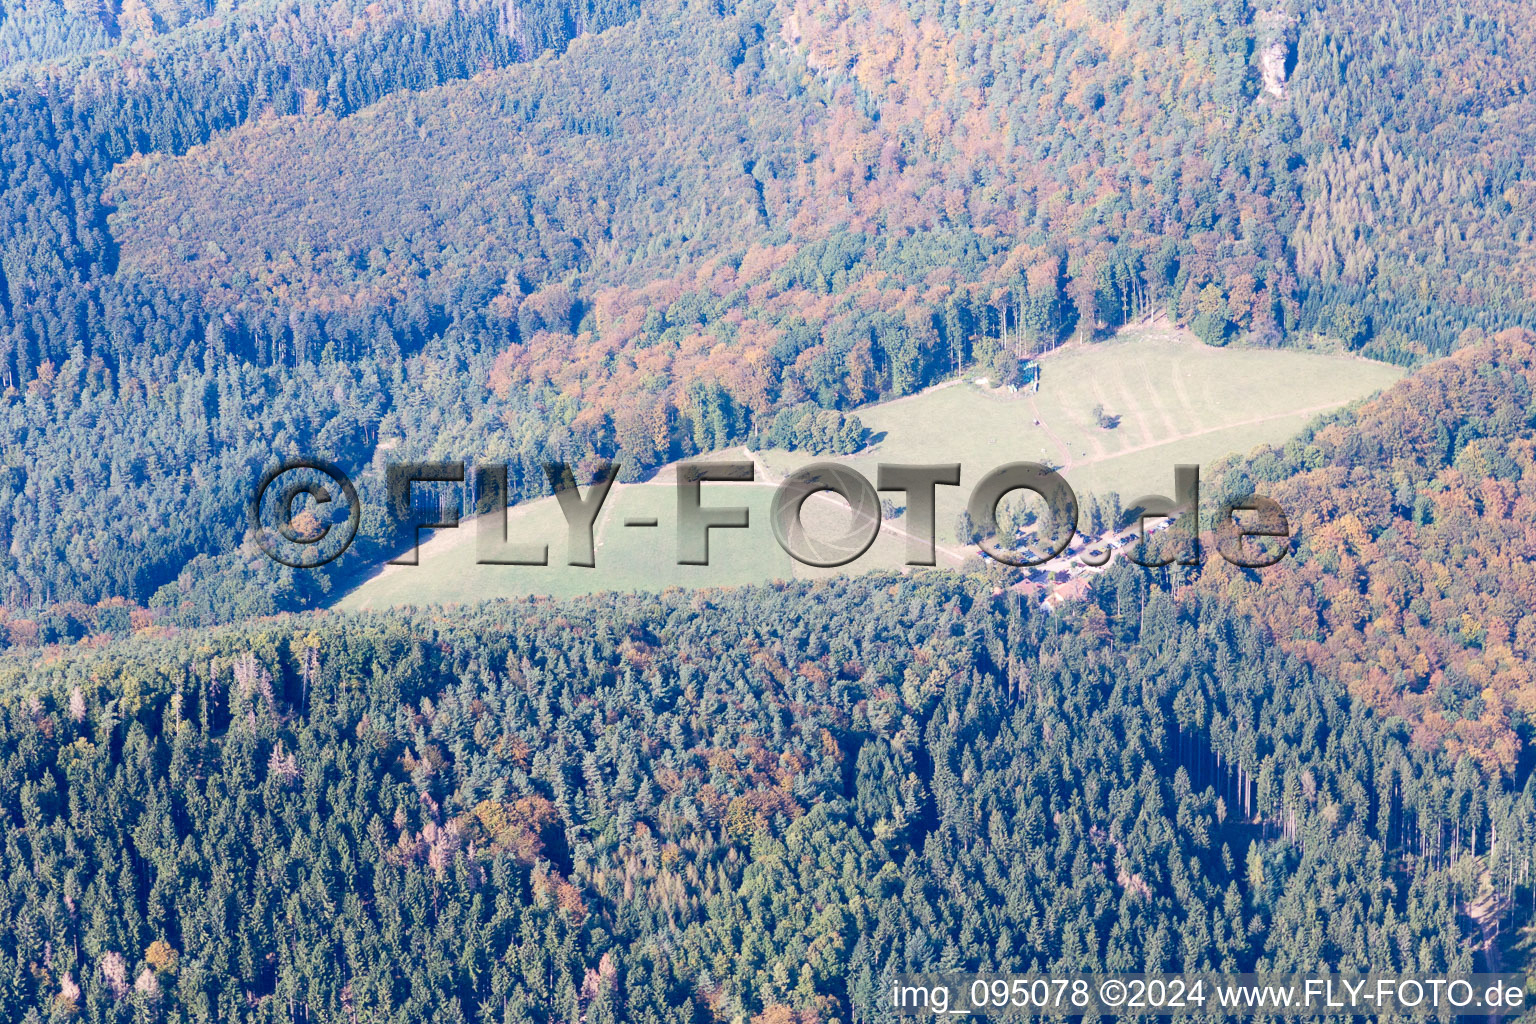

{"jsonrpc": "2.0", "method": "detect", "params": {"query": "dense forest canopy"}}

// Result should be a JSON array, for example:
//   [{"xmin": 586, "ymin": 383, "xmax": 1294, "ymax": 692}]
[
  {"xmin": 0, "ymin": 571, "xmax": 1523, "ymax": 1021},
  {"xmin": 1192, "ymin": 329, "xmax": 1536, "ymax": 776},
  {"xmin": 103, "ymin": 0, "xmax": 1536, "ymax": 374}
]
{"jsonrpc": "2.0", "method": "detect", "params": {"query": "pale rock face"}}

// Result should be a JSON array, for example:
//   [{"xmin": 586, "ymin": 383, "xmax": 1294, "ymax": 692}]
[
  {"xmin": 1261, "ymin": 40, "xmax": 1290, "ymax": 98},
  {"xmin": 1256, "ymin": 5, "xmax": 1296, "ymax": 100}
]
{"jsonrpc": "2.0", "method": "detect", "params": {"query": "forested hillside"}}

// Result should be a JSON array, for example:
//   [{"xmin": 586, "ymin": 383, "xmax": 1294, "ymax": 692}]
[
  {"xmin": 1194, "ymin": 328, "xmax": 1536, "ymax": 777},
  {"xmin": 0, "ymin": 0, "xmax": 643, "ymax": 619},
  {"xmin": 105, "ymin": 0, "xmax": 1536, "ymax": 378},
  {"xmin": 3, "ymin": 0, "xmax": 1536, "ymax": 1014},
  {"xmin": 0, "ymin": 0, "xmax": 1532, "ymax": 633},
  {"xmin": 0, "ymin": 571, "xmax": 1521, "ymax": 1021},
  {"xmin": 0, "ymin": 0, "xmax": 614, "ymax": 73}
]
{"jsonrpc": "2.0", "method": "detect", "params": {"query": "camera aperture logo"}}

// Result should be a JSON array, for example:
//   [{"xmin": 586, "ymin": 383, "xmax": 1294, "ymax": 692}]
[{"xmin": 250, "ymin": 458, "xmax": 1290, "ymax": 573}]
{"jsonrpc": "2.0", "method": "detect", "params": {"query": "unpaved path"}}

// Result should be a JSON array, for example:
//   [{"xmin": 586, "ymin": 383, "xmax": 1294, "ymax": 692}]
[{"xmin": 1467, "ymin": 864, "xmax": 1507, "ymax": 1023}]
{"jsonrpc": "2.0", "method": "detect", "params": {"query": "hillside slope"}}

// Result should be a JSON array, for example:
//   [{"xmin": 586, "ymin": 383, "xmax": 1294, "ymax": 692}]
[
  {"xmin": 0, "ymin": 573, "xmax": 1505, "ymax": 1020},
  {"xmin": 1194, "ymin": 329, "xmax": 1536, "ymax": 773},
  {"xmin": 4, "ymin": 0, "xmax": 1536, "ymax": 640}
]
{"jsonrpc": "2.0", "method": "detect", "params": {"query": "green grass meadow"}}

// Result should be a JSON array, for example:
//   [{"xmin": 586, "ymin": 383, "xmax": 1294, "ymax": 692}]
[
  {"xmin": 336, "ymin": 481, "xmax": 794, "ymax": 611},
  {"xmin": 338, "ymin": 327, "xmax": 1405, "ymax": 608}
]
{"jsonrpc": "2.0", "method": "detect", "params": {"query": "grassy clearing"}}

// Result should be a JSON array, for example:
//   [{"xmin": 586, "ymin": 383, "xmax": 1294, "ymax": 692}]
[
  {"xmin": 336, "ymin": 481, "xmax": 793, "ymax": 611},
  {"xmin": 337, "ymin": 326, "xmax": 1405, "ymax": 608},
  {"xmin": 761, "ymin": 325, "xmax": 1406, "ymax": 554}
]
